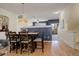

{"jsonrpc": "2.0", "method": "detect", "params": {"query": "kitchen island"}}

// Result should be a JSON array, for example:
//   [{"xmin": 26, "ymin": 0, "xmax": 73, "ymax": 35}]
[{"xmin": 21, "ymin": 25, "xmax": 52, "ymax": 41}]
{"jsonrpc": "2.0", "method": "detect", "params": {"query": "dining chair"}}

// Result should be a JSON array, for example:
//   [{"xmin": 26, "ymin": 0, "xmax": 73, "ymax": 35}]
[
  {"xmin": 8, "ymin": 32, "xmax": 19, "ymax": 53},
  {"xmin": 33, "ymin": 31, "xmax": 44, "ymax": 52},
  {"xmin": 5, "ymin": 31, "xmax": 12, "ymax": 40},
  {"xmin": 19, "ymin": 32, "xmax": 31, "ymax": 54}
]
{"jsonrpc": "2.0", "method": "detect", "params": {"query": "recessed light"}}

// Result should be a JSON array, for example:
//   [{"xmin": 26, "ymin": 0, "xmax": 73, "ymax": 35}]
[{"xmin": 52, "ymin": 10, "xmax": 61, "ymax": 14}]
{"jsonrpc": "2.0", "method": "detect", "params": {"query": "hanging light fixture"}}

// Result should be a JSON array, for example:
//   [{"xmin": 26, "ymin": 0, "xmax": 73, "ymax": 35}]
[{"xmin": 18, "ymin": 3, "xmax": 28, "ymax": 26}]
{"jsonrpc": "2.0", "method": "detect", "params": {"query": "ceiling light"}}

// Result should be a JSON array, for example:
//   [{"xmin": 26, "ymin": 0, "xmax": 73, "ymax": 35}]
[
  {"xmin": 18, "ymin": 3, "xmax": 28, "ymax": 26},
  {"xmin": 53, "ymin": 10, "xmax": 61, "ymax": 14}
]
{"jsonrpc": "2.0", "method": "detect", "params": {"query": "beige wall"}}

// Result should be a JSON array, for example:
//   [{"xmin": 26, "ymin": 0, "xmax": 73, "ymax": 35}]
[
  {"xmin": 67, "ymin": 4, "xmax": 79, "ymax": 45},
  {"xmin": 58, "ymin": 8, "xmax": 75, "ymax": 48},
  {"xmin": 58, "ymin": 4, "xmax": 79, "ymax": 49},
  {"xmin": 70, "ymin": 4, "xmax": 79, "ymax": 50},
  {"xmin": 67, "ymin": 4, "xmax": 79, "ymax": 32}
]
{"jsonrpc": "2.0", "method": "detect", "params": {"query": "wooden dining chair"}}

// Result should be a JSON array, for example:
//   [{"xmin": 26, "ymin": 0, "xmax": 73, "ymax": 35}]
[
  {"xmin": 33, "ymin": 32, "xmax": 44, "ymax": 52},
  {"xmin": 8, "ymin": 32, "xmax": 18, "ymax": 53},
  {"xmin": 5, "ymin": 31, "xmax": 12, "ymax": 40},
  {"xmin": 19, "ymin": 32, "xmax": 31, "ymax": 54}
]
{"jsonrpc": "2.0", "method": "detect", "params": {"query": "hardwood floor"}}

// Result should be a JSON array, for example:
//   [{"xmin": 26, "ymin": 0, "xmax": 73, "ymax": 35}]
[{"xmin": 1, "ymin": 40, "xmax": 79, "ymax": 56}]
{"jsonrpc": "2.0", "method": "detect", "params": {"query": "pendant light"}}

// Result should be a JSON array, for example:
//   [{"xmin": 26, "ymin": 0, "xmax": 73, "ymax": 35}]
[{"xmin": 18, "ymin": 3, "xmax": 28, "ymax": 26}]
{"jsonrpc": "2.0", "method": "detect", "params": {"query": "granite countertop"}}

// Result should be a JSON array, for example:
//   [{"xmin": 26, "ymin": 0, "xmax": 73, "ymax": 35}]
[{"xmin": 23, "ymin": 25, "xmax": 52, "ymax": 28}]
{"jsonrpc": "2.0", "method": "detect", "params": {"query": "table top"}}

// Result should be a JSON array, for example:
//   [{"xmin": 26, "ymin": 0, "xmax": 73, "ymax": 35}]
[{"xmin": 8, "ymin": 32, "xmax": 39, "ymax": 36}]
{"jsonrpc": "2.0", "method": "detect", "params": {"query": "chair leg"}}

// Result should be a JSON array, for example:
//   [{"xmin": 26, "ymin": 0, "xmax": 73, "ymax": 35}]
[
  {"xmin": 42, "ymin": 40, "xmax": 44, "ymax": 52},
  {"xmin": 10, "ymin": 45, "xmax": 11, "ymax": 53},
  {"xmin": 30, "ymin": 41, "xmax": 33, "ymax": 53},
  {"xmin": 27, "ymin": 43, "xmax": 29, "ymax": 55},
  {"xmin": 16, "ymin": 43, "xmax": 17, "ymax": 53},
  {"xmin": 35, "ymin": 42, "xmax": 37, "ymax": 48},
  {"xmin": 20, "ymin": 43, "xmax": 22, "ymax": 54},
  {"xmin": 10, "ymin": 43, "xmax": 11, "ymax": 53}
]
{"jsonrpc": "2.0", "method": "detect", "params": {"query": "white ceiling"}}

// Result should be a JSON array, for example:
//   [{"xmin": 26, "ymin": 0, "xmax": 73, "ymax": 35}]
[{"xmin": 0, "ymin": 3, "xmax": 73, "ymax": 20}]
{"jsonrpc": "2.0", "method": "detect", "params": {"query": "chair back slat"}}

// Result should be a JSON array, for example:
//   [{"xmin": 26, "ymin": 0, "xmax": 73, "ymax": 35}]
[
  {"xmin": 19, "ymin": 32, "xmax": 28, "ymax": 41},
  {"xmin": 8, "ymin": 32, "xmax": 16, "ymax": 41}
]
